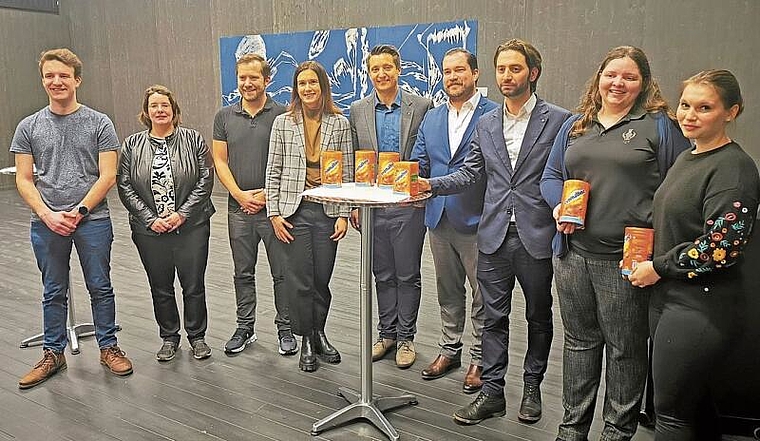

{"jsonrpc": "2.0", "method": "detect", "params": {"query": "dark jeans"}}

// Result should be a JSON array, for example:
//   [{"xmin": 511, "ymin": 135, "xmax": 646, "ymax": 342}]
[
  {"xmin": 650, "ymin": 279, "xmax": 741, "ymax": 440},
  {"xmin": 228, "ymin": 208, "xmax": 289, "ymax": 334},
  {"xmin": 31, "ymin": 218, "xmax": 118, "ymax": 352},
  {"xmin": 479, "ymin": 230, "xmax": 553, "ymax": 396},
  {"xmin": 554, "ymin": 249, "xmax": 649, "ymax": 441},
  {"xmin": 132, "ymin": 221, "xmax": 210, "ymax": 344},
  {"xmin": 373, "ymin": 206, "xmax": 426, "ymax": 342},
  {"xmin": 281, "ymin": 202, "xmax": 338, "ymax": 336}
]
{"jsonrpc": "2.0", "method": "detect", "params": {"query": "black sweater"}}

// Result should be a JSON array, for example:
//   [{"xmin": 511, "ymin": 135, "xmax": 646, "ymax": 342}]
[{"xmin": 652, "ymin": 142, "xmax": 760, "ymax": 280}]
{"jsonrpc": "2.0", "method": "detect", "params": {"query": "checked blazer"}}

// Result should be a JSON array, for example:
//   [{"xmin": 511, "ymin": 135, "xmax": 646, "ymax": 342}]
[{"xmin": 265, "ymin": 111, "xmax": 354, "ymax": 218}]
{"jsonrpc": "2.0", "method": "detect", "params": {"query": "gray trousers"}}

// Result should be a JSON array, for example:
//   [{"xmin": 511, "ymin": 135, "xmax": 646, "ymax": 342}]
[
  {"xmin": 554, "ymin": 249, "xmax": 649, "ymax": 441},
  {"xmin": 373, "ymin": 206, "xmax": 426, "ymax": 342},
  {"xmin": 428, "ymin": 216, "xmax": 483, "ymax": 364},
  {"xmin": 228, "ymin": 208, "xmax": 290, "ymax": 334}
]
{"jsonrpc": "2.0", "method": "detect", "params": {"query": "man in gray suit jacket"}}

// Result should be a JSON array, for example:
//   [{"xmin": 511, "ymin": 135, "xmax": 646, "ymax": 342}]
[
  {"xmin": 421, "ymin": 39, "xmax": 571, "ymax": 424},
  {"xmin": 349, "ymin": 44, "xmax": 431, "ymax": 369}
]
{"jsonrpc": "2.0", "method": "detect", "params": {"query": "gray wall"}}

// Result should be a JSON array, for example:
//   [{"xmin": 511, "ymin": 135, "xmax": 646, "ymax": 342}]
[
  {"xmin": 3, "ymin": 0, "xmax": 759, "ymax": 190},
  {"xmin": 0, "ymin": 6, "xmax": 69, "ymax": 188}
]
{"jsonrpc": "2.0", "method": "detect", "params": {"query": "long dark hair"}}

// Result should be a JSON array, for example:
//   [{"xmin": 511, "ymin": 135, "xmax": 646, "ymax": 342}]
[
  {"xmin": 287, "ymin": 61, "xmax": 341, "ymax": 120},
  {"xmin": 570, "ymin": 46, "xmax": 672, "ymax": 138}
]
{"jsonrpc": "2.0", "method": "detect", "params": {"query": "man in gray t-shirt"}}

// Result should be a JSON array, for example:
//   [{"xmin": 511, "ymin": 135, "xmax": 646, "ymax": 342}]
[{"xmin": 10, "ymin": 48, "xmax": 133, "ymax": 390}]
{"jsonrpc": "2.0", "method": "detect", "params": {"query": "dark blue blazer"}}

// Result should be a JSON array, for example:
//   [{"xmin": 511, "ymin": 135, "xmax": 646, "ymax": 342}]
[
  {"xmin": 412, "ymin": 96, "xmax": 499, "ymax": 234},
  {"xmin": 430, "ymin": 97, "xmax": 571, "ymax": 258}
]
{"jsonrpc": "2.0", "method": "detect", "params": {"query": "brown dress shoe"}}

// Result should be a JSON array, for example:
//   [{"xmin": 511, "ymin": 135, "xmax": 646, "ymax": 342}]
[
  {"xmin": 421, "ymin": 354, "xmax": 461, "ymax": 380},
  {"xmin": 100, "ymin": 345, "xmax": 133, "ymax": 376},
  {"xmin": 19, "ymin": 348, "xmax": 66, "ymax": 389},
  {"xmin": 463, "ymin": 364, "xmax": 483, "ymax": 394},
  {"xmin": 371, "ymin": 337, "xmax": 396, "ymax": 361}
]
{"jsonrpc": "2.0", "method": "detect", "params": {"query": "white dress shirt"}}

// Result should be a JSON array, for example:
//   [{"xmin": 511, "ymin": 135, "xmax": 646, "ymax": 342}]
[
  {"xmin": 502, "ymin": 93, "xmax": 537, "ymax": 169},
  {"xmin": 447, "ymin": 92, "xmax": 481, "ymax": 157}
]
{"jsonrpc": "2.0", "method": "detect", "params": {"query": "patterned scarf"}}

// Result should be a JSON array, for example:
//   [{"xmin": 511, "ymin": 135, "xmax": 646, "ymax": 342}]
[{"xmin": 150, "ymin": 137, "xmax": 175, "ymax": 217}]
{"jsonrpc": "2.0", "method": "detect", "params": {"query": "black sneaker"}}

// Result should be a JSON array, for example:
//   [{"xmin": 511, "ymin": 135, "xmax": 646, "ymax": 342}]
[
  {"xmin": 278, "ymin": 332, "xmax": 298, "ymax": 356},
  {"xmin": 453, "ymin": 391, "xmax": 506, "ymax": 425},
  {"xmin": 156, "ymin": 341, "xmax": 178, "ymax": 362},
  {"xmin": 191, "ymin": 339, "xmax": 212, "ymax": 360},
  {"xmin": 224, "ymin": 328, "xmax": 256, "ymax": 355}
]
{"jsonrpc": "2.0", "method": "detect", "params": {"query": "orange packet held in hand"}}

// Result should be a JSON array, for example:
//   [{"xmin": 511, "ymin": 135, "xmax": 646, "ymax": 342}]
[
  {"xmin": 559, "ymin": 179, "xmax": 590, "ymax": 228},
  {"xmin": 355, "ymin": 150, "xmax": 376, "ymax": 186},
  {"xmin": 378, "ymin": 152, "xmax": 400, "ymax": 188},
  {"xmin": 393, "ymin": 161, "xmax": 419, "ymax": 196},
  {"xmin": 320, "ymin": 151, "xmax": 343, "ymax": 188},
  {"xmin": 621, "ymin": 227, "xmax": 654, "ymax": 276}
]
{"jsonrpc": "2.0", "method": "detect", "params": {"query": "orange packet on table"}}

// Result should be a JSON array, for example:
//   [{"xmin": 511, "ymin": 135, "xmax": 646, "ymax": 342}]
[
  {"xmin": 320, "ymin": 150, "xmax": 343, "ymax": 188},
  {"xmin": 559, "ymin": 179, "xmax": 590, "ymax": 228},
  {"xmin": 621, "ymin": 227, "xmax": 654, "ymax": 276},
  {"xmin": 377, "ymin": 152, "xmax": 400, "ymax": 188},
  {"xmin": 393, "ymin": 161, "xmax": 419, "ymax": 196},
  {"xmin": 354, "ymin": 150, "xmax": 376, "ymax": 186}
]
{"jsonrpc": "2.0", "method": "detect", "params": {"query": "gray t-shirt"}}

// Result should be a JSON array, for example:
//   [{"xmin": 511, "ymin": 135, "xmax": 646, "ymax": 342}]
[{"xmin": 10, "ymin": 105, "xmax": 119, "ymax": 220}]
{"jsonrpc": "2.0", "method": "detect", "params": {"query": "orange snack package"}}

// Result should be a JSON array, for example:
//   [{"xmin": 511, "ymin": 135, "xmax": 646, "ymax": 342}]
[
  {"xmin": 393, "ymin": 161, "xmax": 419, "ymax": 196},
  {"xmin": 320, "ymin": 150, "xmax": 343, "ymax": 188},
  {"xmin": 355, "ymin": 150, "xmax": 376, "ymax": 186},
  {"xmin": 621, "ymin": 227, "xmax": 655, "ymax": 276},
  {"xmin": 378, "ymin": 152, "xmax": 400, "ymax": 188},
  {"xmin": 559, "ymin": 179, "xmax": 590, "ymax": 228}
]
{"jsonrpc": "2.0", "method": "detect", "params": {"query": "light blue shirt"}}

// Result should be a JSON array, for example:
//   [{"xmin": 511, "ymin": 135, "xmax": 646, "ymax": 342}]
[{"xmin": 374, "ymin": 90, "xmax": 402, "ymax": 153}]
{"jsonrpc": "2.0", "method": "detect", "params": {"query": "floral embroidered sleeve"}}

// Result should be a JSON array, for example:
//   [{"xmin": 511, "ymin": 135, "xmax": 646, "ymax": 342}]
[{"xmin": 653, "ymin": 192, "xmax": 757, "ymax": 280}]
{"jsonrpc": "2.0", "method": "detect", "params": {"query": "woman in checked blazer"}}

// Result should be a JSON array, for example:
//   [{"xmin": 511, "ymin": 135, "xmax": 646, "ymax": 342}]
[{"xmin": 266, "ymin": 61, "xmax": 353, "ymax": 372}]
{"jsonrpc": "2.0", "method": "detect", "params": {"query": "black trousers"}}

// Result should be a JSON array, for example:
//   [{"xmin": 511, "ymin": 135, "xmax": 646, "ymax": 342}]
[
  {"xmin": 478, "ymin": 229, "xmax": 554, "ymax": 395},
  {"xmin": 282, "ymin": 202, "xmax": 338, "ymax": 336},
  {"xmin": 650, "ymin": 278, "xmax": 742, "ymax": 440},
  {"xmin": 132, "ymin": 221, "xmax": 210, "ymax": 344}
]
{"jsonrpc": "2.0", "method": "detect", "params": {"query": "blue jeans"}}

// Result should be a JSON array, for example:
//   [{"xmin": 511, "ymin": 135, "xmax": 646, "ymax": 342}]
[
  {"xmin": 31, "ymin": 218, "xmax": 118, "ymax": 352},
  {"xmin": 554, "ymin": 250, "xmax": 649, "ymax": 441},
  {"xmin": 228, "ymin": 208, "xmax": 289, "ymax": 334}
]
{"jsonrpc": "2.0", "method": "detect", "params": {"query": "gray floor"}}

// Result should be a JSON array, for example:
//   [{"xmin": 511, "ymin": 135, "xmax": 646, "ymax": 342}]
[{"xmin": 0, "ymin": 188, "xmax": 662, "ymax": 441}]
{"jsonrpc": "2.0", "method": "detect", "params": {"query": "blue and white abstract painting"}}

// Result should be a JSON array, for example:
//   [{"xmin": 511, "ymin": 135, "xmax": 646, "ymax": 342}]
[{"xmin": 219, "ymin": 20, "xmax": 477, "ymax": 112}]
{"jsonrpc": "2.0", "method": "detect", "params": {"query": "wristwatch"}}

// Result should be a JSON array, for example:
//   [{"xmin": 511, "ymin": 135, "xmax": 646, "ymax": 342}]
[{"xmin": 77, "ymin": 205, "xmax": 89, "ymax": 216}]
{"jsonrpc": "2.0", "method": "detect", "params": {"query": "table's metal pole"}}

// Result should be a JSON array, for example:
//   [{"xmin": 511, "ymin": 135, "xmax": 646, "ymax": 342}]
[{"xmin": 311, "ymin": 206, "xmax": 417, "ymax": 440}]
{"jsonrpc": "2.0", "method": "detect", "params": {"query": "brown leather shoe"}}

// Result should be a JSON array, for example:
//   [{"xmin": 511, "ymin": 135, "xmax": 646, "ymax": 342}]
[
  {"xmin": 463, "ymin": 364, "xmax": 483, "ymax": 394},
  {"xmin": 395, "ymin": 340, "xmax": 416, "ymax": 368},
  {"xmin": 100, "ymin": 345, "xmax": 133, "ymax": 376},
  {"xmin": 19, "ymin": 348, "xmax": 66, "ymax": 389},
  {"xmin": 371, "ymin": 337, "xmax": 396, "ymax": 361},
  {"xmin": 421, "ymin": 354, "xmax": 461, "ymax": 380}
]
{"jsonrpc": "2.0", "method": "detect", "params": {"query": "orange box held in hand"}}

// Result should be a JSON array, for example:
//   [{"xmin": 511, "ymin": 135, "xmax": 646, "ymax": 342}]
[
  {"xmin": 621, "ymin": 227, "xmax": 654, "ymax": 276},
  {"xmin": 559, "ymin": 179, "xmax": 590, "ymax": 228},
  {"xmin": 354, "ymin": 150, "xmax": 376, "ymax": 186},
  {"xmin": 393, "ymin": 161, "xmax": 419, "ymax": 196},
  {"xmin": 378, "ymin": 152, "xmax": 400, "ymax": 188},
  {"xmin": 320, "ymin": 150, "xmax": 343, "ymax": 188}
]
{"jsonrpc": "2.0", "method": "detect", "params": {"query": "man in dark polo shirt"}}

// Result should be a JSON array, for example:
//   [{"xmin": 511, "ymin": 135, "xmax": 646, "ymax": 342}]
[{"xmin": 212, "ymin": 53, "xmax": 293, "ymax": 356}]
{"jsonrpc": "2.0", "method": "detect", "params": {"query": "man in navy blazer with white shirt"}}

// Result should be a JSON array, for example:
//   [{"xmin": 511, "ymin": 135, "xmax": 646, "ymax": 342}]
[
  {"xmin": 412, "ymin": 48, "xmax": 499, "ymax": 393},
  {"xmin": 421, "ymin": 39, "xmax": 571, "ymax": 425}
]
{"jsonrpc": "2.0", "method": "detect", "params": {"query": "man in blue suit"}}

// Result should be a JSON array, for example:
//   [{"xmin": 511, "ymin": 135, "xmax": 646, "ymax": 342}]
[
  {"xmin": 412, "ymin": 49, "xmax": 499, "ymax": 393},
  {"xmin": 420, "ymin": 39, "xmax": 571, "ymax": 425}
]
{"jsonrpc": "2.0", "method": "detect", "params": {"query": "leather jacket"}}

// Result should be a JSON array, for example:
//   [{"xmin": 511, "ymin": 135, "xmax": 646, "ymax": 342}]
[{"xmin": 117, "ymin": 126, "xmax": 215, "ymax": 235}]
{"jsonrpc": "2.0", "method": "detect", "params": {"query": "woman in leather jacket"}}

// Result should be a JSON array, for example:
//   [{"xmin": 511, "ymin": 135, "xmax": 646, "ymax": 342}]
[{"xmin": 117, "ymin": 85, "xmax": 215, "ymax": 362}]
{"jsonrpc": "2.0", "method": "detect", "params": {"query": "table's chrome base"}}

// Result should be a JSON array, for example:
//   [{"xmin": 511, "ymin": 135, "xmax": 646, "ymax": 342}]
[
  {"xmin": 311, "ymin": 387, "xmax": 417, "ymax": 440},
  {"xmin": 20, "ymin": 323, "xmax": 122, "ymax": 355}
]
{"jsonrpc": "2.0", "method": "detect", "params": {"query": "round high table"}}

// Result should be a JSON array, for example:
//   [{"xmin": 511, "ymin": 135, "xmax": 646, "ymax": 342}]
[
  {"xmin": 304, "ymin": 187, "xmax": 430, "ymax": 441},
  {"xmin": 1, "ymin": 165, "xmax": 120, "ymax": 355}
]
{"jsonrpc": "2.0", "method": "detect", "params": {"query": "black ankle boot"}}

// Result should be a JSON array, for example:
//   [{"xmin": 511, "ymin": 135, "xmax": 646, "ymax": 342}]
[
  {"xmin": 314, "ymin": 330, "xmax": 341, "ymax": 364},
  {"xmin": 299, "ymin": 334, "xmax": 317, "ymax": 372}
]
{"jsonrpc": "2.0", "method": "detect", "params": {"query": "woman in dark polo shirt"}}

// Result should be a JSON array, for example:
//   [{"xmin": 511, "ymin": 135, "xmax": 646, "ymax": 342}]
[{"xmin": 541, "ymin": 46, "xmax": 690, "ymax": 441}]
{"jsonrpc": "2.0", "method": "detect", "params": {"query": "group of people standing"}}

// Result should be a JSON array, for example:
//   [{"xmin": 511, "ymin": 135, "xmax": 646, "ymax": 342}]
[{"xmin": 11, "ymin": 36, "xmax": 758, "ymax": 441}]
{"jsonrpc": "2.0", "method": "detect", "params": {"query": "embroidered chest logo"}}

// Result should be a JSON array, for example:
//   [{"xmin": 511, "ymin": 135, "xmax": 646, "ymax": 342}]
[{"xmin": 622, "ymin": 129, "xmax": 636, "ymax": 144}]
